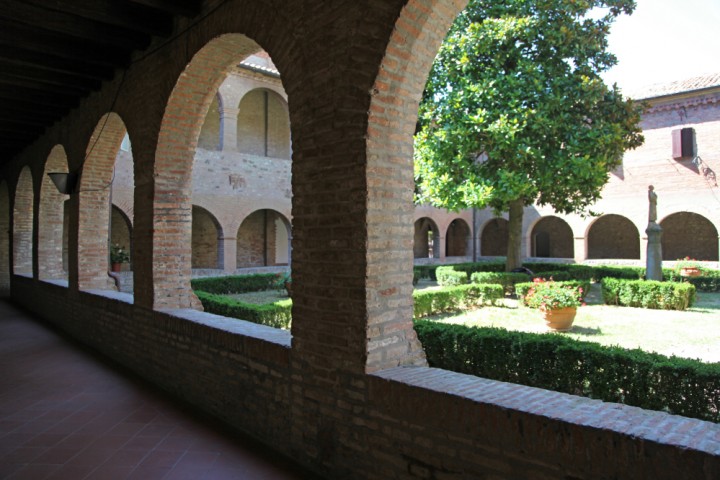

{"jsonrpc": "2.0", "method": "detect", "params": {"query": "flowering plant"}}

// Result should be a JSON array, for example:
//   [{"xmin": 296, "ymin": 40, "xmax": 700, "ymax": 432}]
[
  {"xmin": 524, "ymin": 278, "xmax": 584, "ymax": 310},
  {"xmin": 675, "ymin": 257, "xmax": 701, "ymax": 269},
  {"xmin": 110, "ymin": 244, "xmax": 130, "ymax": 264}
]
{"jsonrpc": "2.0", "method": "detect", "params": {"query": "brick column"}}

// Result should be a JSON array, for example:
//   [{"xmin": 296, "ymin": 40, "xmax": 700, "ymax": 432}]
[
  {"xmin": 220, "ymin": 107, "xmax": 239, "ymax": 152},
  {"xmin": 574, "ymin": 236, "xmax": 586, "ymax": 263},
  {"xmin": 438, "ymin": 235, "xmax": 446, "ymax": 260},
  {"xmin": 220, "ymin": 236, "xmax": 236, "ymax": 272}
]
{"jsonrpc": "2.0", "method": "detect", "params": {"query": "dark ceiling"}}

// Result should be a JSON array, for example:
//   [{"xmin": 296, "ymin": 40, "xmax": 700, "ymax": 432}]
[{"xmin": 0, "ymin": 0, "xmax": 202, "ymax": 164}]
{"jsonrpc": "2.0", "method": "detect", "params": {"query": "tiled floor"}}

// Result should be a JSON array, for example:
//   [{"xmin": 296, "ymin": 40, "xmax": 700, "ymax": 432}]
[{"xmin": 0, "ymin": 300, "xmax": 320, "ymax": 480}]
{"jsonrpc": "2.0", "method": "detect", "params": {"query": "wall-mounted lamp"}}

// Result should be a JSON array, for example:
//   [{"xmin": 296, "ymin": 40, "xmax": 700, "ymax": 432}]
[{"xmin": 47, "ymin": 171, "xmax": 80, "ymax": 195}]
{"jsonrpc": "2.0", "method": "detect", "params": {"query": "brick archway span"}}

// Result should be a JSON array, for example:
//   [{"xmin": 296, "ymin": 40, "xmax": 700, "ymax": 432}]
[
  {"xmin": 481, "ymin": 217, "xmax": 509, "ymax": 257},
  {"xmin": 148, "ymin": 34, "xmax": 277, "ymax": 310},
  {"xmin": 661, "ymin": 212, "xmax": 719, "ymax": 261},
  {"xmin": 0, "ymin": 181, "xmax": 9, "ymax": 295},
  {"xmin": 363, "ymin": 0, "xmax": 468, "ymax": 371},
  {"xmin": 192, "ymin": 205, "xmax": 223, "ymax": 269},
  {"xmin": 587, "ymin": 214, "xmax": 640, "ymax": 260},
  {"xmin": 38, "ymin": 145, "xmax": 69, "ymax": 281},
  {"xmin": 529, "ymin": 216, "xmax": 575, "ymax": 259},
  {"xmin": 77, "ymin": 113, "xmax": 128, "ymax": 292},
  {"xmin": 414, "ymin": 217, "xmax": 440, "ymax": 259},
  {"xmin": 13, "ymin": 167, "xmax": 34, "ymax": 277}
]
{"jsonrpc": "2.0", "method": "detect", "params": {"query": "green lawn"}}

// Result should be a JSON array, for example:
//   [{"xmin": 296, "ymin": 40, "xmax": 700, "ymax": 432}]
[
  {"xmin": 421, "ymin": 282, "xmax": 720, "ymax": 363},
  {"xmin": 227, "ymin": 281, "xmax": 720, "ymax": 363}
]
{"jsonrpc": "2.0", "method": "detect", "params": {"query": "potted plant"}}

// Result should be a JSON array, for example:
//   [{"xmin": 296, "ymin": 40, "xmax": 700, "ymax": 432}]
[
  {"xmin": 110, "ymin": 244, "xmax": 130, "ymax": 272},
  {"xmin": 524, "ymin": 278, "xmax": 584, "ymax": 331},
  {"xmin": 676, "ymin": 257, "xmax": 702, "ymax": 277}
]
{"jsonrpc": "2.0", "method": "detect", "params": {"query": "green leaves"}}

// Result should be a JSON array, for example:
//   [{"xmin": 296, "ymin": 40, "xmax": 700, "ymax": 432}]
[{"xmin": 414, "ymin": 0, "xmax": 642, "ymax": 216}]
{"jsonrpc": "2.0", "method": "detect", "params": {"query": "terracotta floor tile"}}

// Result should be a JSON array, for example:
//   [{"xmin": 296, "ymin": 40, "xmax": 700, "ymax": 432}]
[{"xmin": 0, "ymin": 300, "xmax": 320, "ymax": 480}]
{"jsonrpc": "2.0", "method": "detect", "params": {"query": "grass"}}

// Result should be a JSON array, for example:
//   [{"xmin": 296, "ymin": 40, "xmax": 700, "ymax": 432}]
[
  {"xmin": 421, "ymin": 281, "xmax": 720, "ymax": 363},
  {"xmin": 227, "ymin": 280, "xmax": 720, "ymax": 363}
]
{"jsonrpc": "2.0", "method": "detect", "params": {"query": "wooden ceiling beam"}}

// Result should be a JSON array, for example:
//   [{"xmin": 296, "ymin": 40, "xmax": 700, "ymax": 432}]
[
  {"xmin": 128, "ymin": 0, "xmax": 201, "ymax": 18},
  {"xmin": 0, "ymin": 64, "xmax": 102, "ymax": 92},
  {"xmin": 0, "ymin": 0, "xmax": 151, "ymax": 50},
  {"xmin": 0, "ymin": 20, "xmax": 131, "ymax": 68},
  {"xmin": 22, "ymin": 0, "xmax": 173, "ymax": 37},
  {"xmin": 0, "ymin": 45, "xmax": 116, "ymax": 81}
]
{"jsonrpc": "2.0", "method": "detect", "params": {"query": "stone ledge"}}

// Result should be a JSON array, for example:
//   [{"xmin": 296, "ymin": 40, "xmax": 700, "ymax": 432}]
[{"xmin": 372, "ymin": 366, "xmax": 720, "ymax": 456}]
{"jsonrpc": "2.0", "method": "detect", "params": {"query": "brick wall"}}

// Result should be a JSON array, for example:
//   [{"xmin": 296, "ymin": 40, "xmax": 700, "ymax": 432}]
[
  {"xmin": 12, "ymin": 167, "xmax": 33, "ymax": 276},
  {"xmin": 661, "ymin": 211, "xmax": 719, "ymax": 261},
  {"xmin": 191, "ymin": 205, "xmax": 220, "ymax": 268},
  {"xmin": 3, "ymin": 0, "xmax": 720, "ymax": 478},
  {"xmin": 480, "ymin": 217, "xmax": 509, "ymax": 256},
  {"xmin": 587, "ymin": 214, "xmax": 640, "ymax": 259}
]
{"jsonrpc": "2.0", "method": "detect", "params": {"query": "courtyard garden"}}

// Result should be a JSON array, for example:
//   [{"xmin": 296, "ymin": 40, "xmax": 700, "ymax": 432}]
[{"xmin": 192, "ymin": 261, "xmax": 720, "ymax": 422}]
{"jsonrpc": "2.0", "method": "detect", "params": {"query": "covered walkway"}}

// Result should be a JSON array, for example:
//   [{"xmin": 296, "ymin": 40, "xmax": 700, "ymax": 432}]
[{"xmin": 0, "ymin": 300, "xmax": 318, "ymax": 480}]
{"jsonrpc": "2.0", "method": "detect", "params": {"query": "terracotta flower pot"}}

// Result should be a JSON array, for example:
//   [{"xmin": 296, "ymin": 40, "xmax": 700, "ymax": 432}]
[
  {"xmin": 680, "ymin": 267, "xmax": 701, "ymax": 277},
  {"xmin": 111, "ymin": 262, "xmax": 122, "ymax": 272},
  {"xmin": 541, "ymin": 306, "xmax": 577, "ymax": 331}
]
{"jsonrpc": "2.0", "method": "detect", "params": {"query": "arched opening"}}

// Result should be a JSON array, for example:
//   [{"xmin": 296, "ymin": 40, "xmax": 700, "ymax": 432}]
[
  {"xmin": 237, "ymin": 88, "xmax": 290, "ymax": 159},
  {"xmin": 445, "ymin": 218, "xmax": 470, "ymax": 257},
  {"xmin": 111, "ymin": 205, "xmax": 133, "ymax": 271},
  {"xmin": 77, "ymin": 113, "xmax": 129, "ymax": 291},
  {"xmin": 236, "ymin": 209, "xmax": 290, "ymax": 268},
  {"xmin": 13, "ymin": 167, "xmax": 34, "ymax": 276},
  {"xmin": 587, "ymin": 214, "xmax": 640, "ymax": 259},
  {"xmin": 481, "ymin": 217, "xmax": 508, "ymax": 256},
  {"xmin": 192, "ymin": 205, "xmax": 223, "ymax": 269},
  {"xmin": 38, "ymin": 145, "xmax": 69, "ymax": 281},
  {"xmin": 413, "ymin": 217, "xmax": 440, "ymax": 258},
  {"xmin": 530, "ymin": 216, "xmax": 574, "ymax": 258},
  {"xmin": 0, "ymin": 181, "xmax": 10, "ymax": 295},
  {"xmin": 149, "ymin": 34, "xmax": 272, "ymax": 310},
  {"xmin": 661, "ymin": 212, "xmax": 719, "ymax": 261}
]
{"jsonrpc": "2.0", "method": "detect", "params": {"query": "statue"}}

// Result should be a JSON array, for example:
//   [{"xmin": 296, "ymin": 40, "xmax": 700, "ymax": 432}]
[
  {"xmin": 646, "ymin": 185, "xmax": 662, "ymax": 280},
  {"xmin": 648, "ymin": 185, "xmax": 657, "ymax": 223}
]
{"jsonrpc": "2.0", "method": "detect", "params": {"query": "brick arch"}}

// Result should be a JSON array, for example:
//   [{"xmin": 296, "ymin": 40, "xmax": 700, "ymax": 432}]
[
  {"xmin": 413, "ymin": 217, "xmax": 440, "ymax": 259},
  {"xmin": 0, "ymin": 180, "xmax": 9, "ymax": 295},
  {"xmin": 236, "ymin": 209, "xmax": 290, "ymax": 268},
  {"xmin": 38, "ymin": 145, "xmax": 69, "ymax": 281},
  {"xmin": 587, "ymin": 214, "xmax": 640, "ymax": 260},
  {"xmin": 661, "ymin": 212, "xmax": 719, "ymax": 261},
  {"xmin": 237, "ymin": 88, "xmax": 291, "ymax": 159},
  {"xmin": 151, "ymin": 34, "xmax": 269, "ymax": 310},
  {"xmin": 198, "ymin": 92, "xmax": 222, "ymax": 151},
  {"xmin": 364, "ymin": 0, "xmax": 468, "ymax": 371},
  {"xmin": 192, "ymin": 205, "xmax": 223, "ymax": 269},
  {"xmin": 13, "ymin": 167, "xmax": 34, "ymax": 276},
  {"xmin": 481, "ymin": 217, "xmax": 509, "ymax": 257},
  {"xmin": 446, "ymin": 218, "xmax": 471, "ymax": 257},
  {"xmin": 77, "ymin": 112, "xmax": 128, "ymax": 291},
  {"xmin": 530, "ymin": 216, "xmax": 574, "ymax": 258}
]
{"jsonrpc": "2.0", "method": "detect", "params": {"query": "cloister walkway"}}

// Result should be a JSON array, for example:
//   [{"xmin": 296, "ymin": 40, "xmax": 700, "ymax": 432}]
[{"xmin": 0, "ymin": 300, "xmax": 319, "ymax": 480}]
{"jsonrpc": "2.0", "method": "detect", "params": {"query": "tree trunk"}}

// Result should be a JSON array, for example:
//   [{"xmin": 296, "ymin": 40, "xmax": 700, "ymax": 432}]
[{"xmin": 506, "ymin": 198, "xmax": 524, "ymax": 272}]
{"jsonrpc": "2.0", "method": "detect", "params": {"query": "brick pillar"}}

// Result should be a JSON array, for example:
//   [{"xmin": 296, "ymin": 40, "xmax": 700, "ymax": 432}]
[
  {"xmin": 438, "ymin": 235, "xmax": 446, "ymax": 260},
  {"xmin": 221, "ymin": 236, "xmax": 237, "ymax": 272},
  {"xmin": 220, "ymin": 107, "xmax": 239, "ymax": 152}
]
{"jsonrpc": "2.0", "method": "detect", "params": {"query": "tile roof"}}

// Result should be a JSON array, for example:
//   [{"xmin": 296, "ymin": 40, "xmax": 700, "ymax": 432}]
[{"xmin": 626, "ymin": 72, "xmax": 720, "ymax": 100}]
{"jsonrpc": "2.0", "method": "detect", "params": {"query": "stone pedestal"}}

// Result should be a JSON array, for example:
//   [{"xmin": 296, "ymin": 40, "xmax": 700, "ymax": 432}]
[{"xmin": 645, "ymin": 222, "xmax": 663, "ymax": 280}]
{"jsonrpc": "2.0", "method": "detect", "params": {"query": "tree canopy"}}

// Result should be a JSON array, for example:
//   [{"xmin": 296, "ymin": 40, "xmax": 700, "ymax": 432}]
[{"xmin": 414, "ymin": 0, "xmax": 644, "ymax": 218}]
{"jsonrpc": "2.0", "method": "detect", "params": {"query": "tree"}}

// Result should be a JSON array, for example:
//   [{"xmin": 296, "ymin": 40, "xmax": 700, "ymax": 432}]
[{"xmin": 414, "ymin": 0, "xmax": 644, "ymax": 270}]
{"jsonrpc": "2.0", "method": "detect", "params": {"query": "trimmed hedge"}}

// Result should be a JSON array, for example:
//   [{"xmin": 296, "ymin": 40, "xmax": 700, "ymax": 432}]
[
  {"xmin": 664, "ymin": 268, "xmax": 720, "ymax": 293},
  {"xmin": 191, "ymin": 273, "xmax": 282, "ymax": 294},
  {"xmin": 601, "ymin": 278, "xmax": 696, "ymax": 310},
  {"xmin": 414, "ymin": 320, "xmax": 720, "ymax": 422},
  {"xmin": 413, "ymin": 284, "xmax": 504, "ymax": 318},
  {"xmin": 195, "ymin": 291, "xmax": 292, "ymax": 329},
  {"xmin": 436, "ymin": 267, "xmax": 468, "ymax": 286},
  {"xmin": 469, "ymin": 272, "xmax": 530, "ymax": 294}
]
